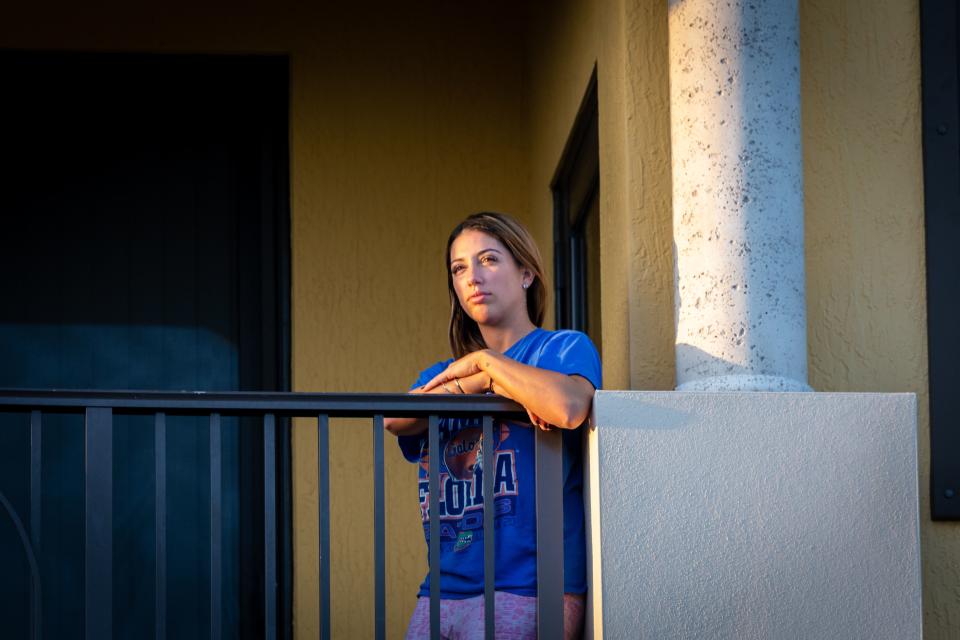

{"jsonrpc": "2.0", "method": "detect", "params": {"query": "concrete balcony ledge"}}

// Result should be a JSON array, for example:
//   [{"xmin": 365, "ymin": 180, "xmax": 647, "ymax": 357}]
[{"xmin": 584, "ymin": 391, "xmax": 921, "ymax": 640}]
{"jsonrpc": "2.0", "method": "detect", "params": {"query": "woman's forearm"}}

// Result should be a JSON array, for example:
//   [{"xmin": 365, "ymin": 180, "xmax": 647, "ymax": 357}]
[
  {"xmin": 420, "ymin": 351, "xmax": 595, "ymax": 429},
  {"xmin": 384, "ymin": 386, "xmax": 434, "ymax": 436},
  {"xmin": 392, "ymin": 352, "xmax": 595, "ymax": 432},
  {"xmin": 479, "ymin": 352, "xmax": 593, "ymax": 429},
  {"xmin": 384, "ymin": 416, "xmax": 427, "ymax": 436}
]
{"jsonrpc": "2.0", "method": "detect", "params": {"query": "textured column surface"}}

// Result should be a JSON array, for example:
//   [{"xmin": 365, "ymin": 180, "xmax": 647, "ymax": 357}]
[{"xmin": 669, "ymin": 0, "xmax": 810, "ymax": 391}]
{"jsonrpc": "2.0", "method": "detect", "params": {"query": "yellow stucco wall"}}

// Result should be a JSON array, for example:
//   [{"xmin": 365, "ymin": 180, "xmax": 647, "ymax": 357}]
[
  {"xmin": 523, "ymin": 5, "xmax": 675, "ymax": 629},
  {"xmin": 3, "ymin": 0, "xmax": 956, "ymax": 635},
  {"xmin": 798, "ymin": 0, "xmax": 950, "ymax": 636},
  {"xmin": 528, "ymin": 0, "xmax": 951, "ymax": 636},
  {"xmin": 0, "ymin": 3, "xmax": 530, "ymax": 638},
  {"xmin": 525, "ymin": 0, "xmax": 675, "ymax": 394},
  {"xmin": 289, "ymin": 9, "xmax": 530, "ymax": 637}
]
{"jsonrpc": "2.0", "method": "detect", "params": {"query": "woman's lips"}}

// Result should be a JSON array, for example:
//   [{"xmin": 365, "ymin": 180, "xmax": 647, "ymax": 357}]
[{"xmin": 468, "ymin": 292, "xmax": 490, "ymax": 303}]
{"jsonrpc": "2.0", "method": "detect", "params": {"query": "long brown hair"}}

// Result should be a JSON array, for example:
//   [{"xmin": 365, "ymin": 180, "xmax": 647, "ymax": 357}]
[{"xmin": 447, "ymin": 212, "xmax": 547, "ymax": 358}]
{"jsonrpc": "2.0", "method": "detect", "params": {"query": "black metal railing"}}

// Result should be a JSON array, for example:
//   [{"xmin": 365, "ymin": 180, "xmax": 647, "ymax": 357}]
[{"xmin": 0, "ymin": 389, "xmax": 567, "ymax": 640}]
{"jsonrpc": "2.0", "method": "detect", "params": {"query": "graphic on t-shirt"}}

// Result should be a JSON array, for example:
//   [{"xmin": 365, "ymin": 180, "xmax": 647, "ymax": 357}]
[
  {"xmin": 420, "ymin": 420, "xmax": 510, "ymax": 480},
  {"xmin": 418, "ymin": 448, "xmax": 518, "ymax": 523},
  {"xmin": 444, "ymin": 427, "xmax": 481, "ymax": 481}
]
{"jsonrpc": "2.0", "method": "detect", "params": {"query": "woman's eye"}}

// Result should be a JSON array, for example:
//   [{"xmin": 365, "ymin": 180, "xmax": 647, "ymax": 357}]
[
  {"xmin": 451, "ymin": 265, "xmax": 465, "ymax": 275},
  {"xmin": 481, "ymin": 255, "xmax": 497, "ymax": 264}
]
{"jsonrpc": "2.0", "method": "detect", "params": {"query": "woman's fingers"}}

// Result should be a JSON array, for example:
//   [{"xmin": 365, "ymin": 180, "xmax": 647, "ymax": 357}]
[
  {"xmin": 421, "ymin": 355, "xmax": 482, "ymax": 392},
  {"xmin": 460, "ymin": 371, "xmax": 492, "ymax": 394},
  {"xmin": 421, "ymin": 367, "xmax": 457, "ymax": 392},
  {"xmin": 420, "ymin": 367, "xmax": 447, "ymax": 392},
  {"xmin": 421, "ymin": 372, "xmax": 448, "ymax": 392}
]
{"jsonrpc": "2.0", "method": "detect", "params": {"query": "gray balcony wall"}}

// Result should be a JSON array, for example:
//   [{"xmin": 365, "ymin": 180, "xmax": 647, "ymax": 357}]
[{"xmin": 585, "ymin": 390, "xmax": 921, "ymax": 639}]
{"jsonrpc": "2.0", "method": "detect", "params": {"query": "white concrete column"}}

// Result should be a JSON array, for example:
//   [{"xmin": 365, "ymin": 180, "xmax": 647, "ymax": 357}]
[{"xmin": 668, "ymin": 0, "xmax": 811, "ymax": 391}]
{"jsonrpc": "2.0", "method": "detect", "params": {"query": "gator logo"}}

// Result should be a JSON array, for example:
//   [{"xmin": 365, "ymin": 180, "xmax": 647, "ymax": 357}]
[{"xmin": 454, "ymin": 530, "xmax": 473, "ymax": 551}]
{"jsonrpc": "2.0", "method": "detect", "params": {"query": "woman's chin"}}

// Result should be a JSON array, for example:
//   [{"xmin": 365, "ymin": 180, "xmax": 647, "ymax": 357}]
[{"xmin": 467, "ymin": 309, "xmax": 499, "ymax": 326}]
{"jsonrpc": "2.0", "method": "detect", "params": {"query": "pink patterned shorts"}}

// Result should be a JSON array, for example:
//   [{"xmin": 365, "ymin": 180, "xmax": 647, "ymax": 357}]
[{"xmin": 404, "ymin": 591, "xmax": 585, "ymax": 640}]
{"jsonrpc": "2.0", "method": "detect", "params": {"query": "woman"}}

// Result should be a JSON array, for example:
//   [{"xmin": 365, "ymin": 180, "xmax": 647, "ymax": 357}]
[{"xmin": 386, "ymin": 212, "xmax": 601, "ymax": 640}]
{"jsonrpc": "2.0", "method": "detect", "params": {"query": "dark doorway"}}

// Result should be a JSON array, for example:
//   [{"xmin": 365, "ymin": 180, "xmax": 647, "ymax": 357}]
[{"xmin": 0, "ymin": 52, "xmax": 291, "ymax": 638}]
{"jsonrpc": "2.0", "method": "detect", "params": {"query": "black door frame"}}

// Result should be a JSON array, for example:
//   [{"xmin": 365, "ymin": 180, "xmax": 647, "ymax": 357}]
[
  {"xmin": 552, "ymin": 67, "xmax": 600, "ymax": 337},
  {"xmin": 920, "ymin": 1, "xmax": 960, "ymax": 520}
]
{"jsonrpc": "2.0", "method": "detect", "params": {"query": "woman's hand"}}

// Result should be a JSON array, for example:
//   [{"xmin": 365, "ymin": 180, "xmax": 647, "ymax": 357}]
[
  {"xmin": 421, "ymin": 348, "xmax": 594, "ymax": 430},
  {"xmin": 385, "ymin": 365, "xmax": 492, "ymax": 437},
  {"xmin": 420, "ymin": 350, "xmax": 495, "ymax": 395}
]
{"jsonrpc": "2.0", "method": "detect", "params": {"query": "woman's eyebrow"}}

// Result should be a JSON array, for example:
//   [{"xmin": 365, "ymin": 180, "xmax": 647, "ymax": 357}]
[{"xmin": 450, "ymin": 247, "xmax": 503, "ymax": 264}]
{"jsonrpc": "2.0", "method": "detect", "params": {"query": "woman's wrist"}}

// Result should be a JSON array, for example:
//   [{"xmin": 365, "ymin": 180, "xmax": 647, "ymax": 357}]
[
  {"xmin": 476, "ymin": 349, "xmax": 501, "ymax": 373},
  {"xmin": 446, "ymin": 371, "xmax": 494, "ymax": 394},
  {"xmin": 481, "ymin": 350, "xmax": 504, "ymax": 393}
]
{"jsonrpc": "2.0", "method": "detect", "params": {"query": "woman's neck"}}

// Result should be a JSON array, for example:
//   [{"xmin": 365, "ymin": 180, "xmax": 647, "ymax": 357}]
[{"xmin": 480, "ymin": 318, "xmax": 537, "ymax": 354}]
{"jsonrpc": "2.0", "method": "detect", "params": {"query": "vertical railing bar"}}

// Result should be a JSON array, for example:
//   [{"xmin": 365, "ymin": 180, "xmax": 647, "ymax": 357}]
[
  {"xmin": 373, "ymin": 415, "xmax": 386, "ymax": 640},
  {"xmin": 85, "ymin": 406, "xmax": 113, "ymax": 640},
  {"xmin": 210, "ymin": 412, "xmax": 222, "ymax": 640},
  {"xmin": 264, "ymin": 413, "xmax": 277, "ymax": 640},
  {"xmin": 535, "ymin": 428, "xmax": 565, "ymax": 639},
  {"xmin": 428, "ymin": 415, "xmax": 441, "ymax": 640},
  {"xmin": 318, "ymin": 414, "xmax": 331, "ymax": 640},
  {"xmin": 155, "ymin": 412, "xmax": 167, "ymax": 640},
  {"xmin": 0, "ymin": 488, "xmax": 41, "ymax": 640},
  {"xmin": 29, "ymin": 410, "xmax": 41, "ymax": 555},
  {"xmin": 482, "ymin": 414, "xmax": 495, "ymax": 640},
  {"xmin": 29, "ymin": 409, "xmax": 42, "ymax": 640}
]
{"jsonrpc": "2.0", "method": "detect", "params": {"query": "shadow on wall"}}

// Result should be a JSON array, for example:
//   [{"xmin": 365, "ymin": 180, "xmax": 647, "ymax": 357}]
[
  {"xmin": 674, "ymin": 343, "xmax": 812, "ymax": 391},
  {"xmin": 675, "ymin": 343, "xmax": 757, "ymax": 381},
  {"xmin": 591, "ymin": 392, "xmax": 696, "ymax": 431}
]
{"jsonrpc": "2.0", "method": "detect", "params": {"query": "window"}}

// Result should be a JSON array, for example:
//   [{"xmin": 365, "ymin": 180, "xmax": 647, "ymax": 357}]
[{"xmin": 552, "ymin": 68, "xmax": 601, "ymax": 354}]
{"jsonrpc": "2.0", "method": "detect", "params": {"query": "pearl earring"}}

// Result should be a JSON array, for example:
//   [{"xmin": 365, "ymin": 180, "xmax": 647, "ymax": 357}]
[{"xmin": 522, "ymin": 282, "xmax": 529, "ymax": 290}]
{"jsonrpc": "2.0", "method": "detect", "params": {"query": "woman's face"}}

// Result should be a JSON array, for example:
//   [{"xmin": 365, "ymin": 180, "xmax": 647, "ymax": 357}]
[{"xmin": 449, "ymin": 229, "xmax": 531, "ymax": 327}]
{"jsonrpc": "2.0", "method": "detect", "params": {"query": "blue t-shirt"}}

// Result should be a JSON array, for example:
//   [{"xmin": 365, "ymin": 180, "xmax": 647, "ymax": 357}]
[{"xmin": 398, "ymin": 328, "xmax": 602, "ymax": 599}]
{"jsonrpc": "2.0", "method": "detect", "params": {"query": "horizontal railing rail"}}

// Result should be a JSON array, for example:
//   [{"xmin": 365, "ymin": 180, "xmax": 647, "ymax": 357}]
[
  {"xmin": 0, "ymin": 389, "xmax": 530, "ymax": 417},
  {"xmin": 0, "ymin": 389, "xmax": 564, "ymax": 640}
]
